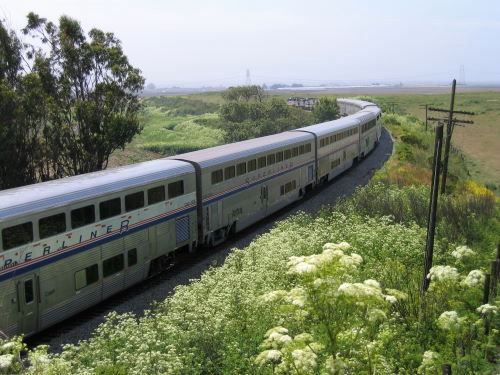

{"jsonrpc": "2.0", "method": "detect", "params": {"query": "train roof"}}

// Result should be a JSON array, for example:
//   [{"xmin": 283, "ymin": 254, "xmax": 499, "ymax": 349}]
[
  {"xmin": 337, "ymin": 98, "xmax": 379, "ymax": 110},
  {"xmin": 0, "ymin": 159, "xmax": 194, "ymax": 221},
  {"xmin": 171, "ymin": 131, "xmax": 313, "ymax": 168},
  {"xmin": 295, "ymin": 116, "xmax": 361, "ymax": 137}
]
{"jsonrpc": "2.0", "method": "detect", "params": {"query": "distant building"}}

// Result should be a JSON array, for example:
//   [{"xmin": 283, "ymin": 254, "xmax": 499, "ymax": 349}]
[{"xmin": 287, "ymin": 97, "xmax": 319, "ymax": 111}]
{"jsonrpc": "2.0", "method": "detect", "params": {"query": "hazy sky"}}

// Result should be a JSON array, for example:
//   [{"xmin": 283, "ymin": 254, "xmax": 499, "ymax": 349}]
[{"xmin": 1, "ymin": 0, "xmax": 499, "ymax": 87}]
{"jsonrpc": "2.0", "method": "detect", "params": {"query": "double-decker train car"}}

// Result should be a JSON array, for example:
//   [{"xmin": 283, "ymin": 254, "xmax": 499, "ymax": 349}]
[{"xmin": 0, "ymin": 98, "xmax": 381, "ymax": 337}]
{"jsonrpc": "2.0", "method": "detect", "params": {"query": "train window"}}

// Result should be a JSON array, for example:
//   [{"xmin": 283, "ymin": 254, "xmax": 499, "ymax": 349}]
[
  {"xmin": 39, "ymin": 213, "xmax": 66, "ymax": 239},
  {"xmin": 267, "ymin": 154, "xmax": 276, "ymax": 165},
  {"xmin": 24, "ymin": 279, "xmax": 34, "ymax": 304},
  {"xmin": 276, "ymin": 151, "xmax": 284, "ymax": 162},
  {"xmin": 330, "ymin": 136, "xmax": 334, "ymax": 143},
  {"xmin": 2, "ymin": 222, "xmax": 33, "ymax": 250},
  {"xmin": 100, "ymin": 198, "xmax": 121, "ymax": 220},
  {"xmin": 284, "ymin": 149, "xmax": 291, "ymax": 160},
  {"xmin": 305, "ymin": 143, "xmax": 311, "ymax": 153},
  {"xmin": 236, "ymin": 162, "xmax": 247, "ymax": 176},
  {"xmin": 280, "ymin": 185, "xmax": 284, "ymax": 196},
  {"xmin": 292, "ymin": 147, "xmax": 299, "ymax": 157},
  {"xmin": 75, "ymin": 264, "xmax": 99, "ymax": 290},
  {"xmin": 224, "ymin": 166, "xmax": 236, "ymax": 180},
  {"xmin": 103, "ymin": 253, "xmax": 124, "ymax": 278},
  {"xmin": 148, "ymin": 186, "xmax": 165, "ymax": 205},
  {"xmin": 71, "ymin": 205, "xmax": 95, "ymax": 229},
  {"xmin": 258, "ymin": 156, "xmax": 266, "ymax": 169},
  {"xmin": 125, "ymin": 191, "xmax": 144, "ymax": 212},
  {"xmin": 247, "ymin": 159, "xmax": 257, "ymax": 172},
  {"xmin": 299, "ymin": 145, "xmax": 305, "ymax": 155},
  {"xmin": 168, "ymin": 180, "xmax": 185, "ymax": 198},
  {"xmin": 128, "ymin": 248, "xmax": 138, "ymax": 267},
  {"xmin": 320, "ymin": 139, "xmax": 325, "ymax": 148},
  {"xmin": 211, "ymin": 170, "xmax": 223, "ymax": 184}
]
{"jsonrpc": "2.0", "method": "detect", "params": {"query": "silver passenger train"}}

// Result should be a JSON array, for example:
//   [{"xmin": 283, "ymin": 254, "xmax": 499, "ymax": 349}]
[{"xmin": 0, "ymin": 98, "xmax": 381, "ymax": 337}]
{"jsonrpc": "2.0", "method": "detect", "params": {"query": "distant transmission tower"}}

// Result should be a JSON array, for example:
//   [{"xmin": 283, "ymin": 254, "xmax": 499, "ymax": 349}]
[
  {"xmin": 459, "ymin": 65, "xmax": 466, "ymax": 86},
  {"xmin": 246, "ymin": 69, "xmax": 251, "ymax": 85}
]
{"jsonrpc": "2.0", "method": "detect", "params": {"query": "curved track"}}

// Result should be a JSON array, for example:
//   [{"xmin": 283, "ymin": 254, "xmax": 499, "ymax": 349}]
[{"xmin": 27, "ymin": 127, "xmax": 393, "ymax": 352}]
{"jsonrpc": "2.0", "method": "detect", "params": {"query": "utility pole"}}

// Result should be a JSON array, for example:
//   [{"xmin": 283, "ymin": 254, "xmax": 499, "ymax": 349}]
[
  {"xmin": 421, "ymin": 122, "xmax": 444, "ymax": 296},
  {"xmin": 419, "ymin": 104, "xmax": 429, "ymax": 131},
  {"xmin": 427, "ymin": 79, "xmax": 474, "ymax": 194}
]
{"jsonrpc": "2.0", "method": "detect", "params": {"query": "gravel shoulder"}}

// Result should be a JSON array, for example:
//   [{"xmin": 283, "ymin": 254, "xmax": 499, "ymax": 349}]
[{"xmin": 34, "ymin": 127, "xmax": 394, "ymax": 352}]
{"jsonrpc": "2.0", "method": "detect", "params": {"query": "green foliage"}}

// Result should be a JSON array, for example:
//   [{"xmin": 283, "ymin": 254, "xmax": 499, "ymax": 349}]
[
  {"xmin": 20, "ymin": 13, "xmax": 145, "ymax": 176},
  {"xmin": 312, "ymin": 96, "xmax": 340, "ymax": 123},
  {"xmin": 218, "ymin": 97, "xmax": 314, "ymax": 142},
  {"xmin": 221, "ymin": 85, "xmax": 264, "ymax": 102},
  {"xmin": 143, "ymin": 96, "xmax": 219, "ymax": 116}
]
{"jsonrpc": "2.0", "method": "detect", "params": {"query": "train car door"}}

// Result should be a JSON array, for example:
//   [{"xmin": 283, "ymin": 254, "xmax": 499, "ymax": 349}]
[{"xmin": 18, "ymin": 274, "xmax": 39, "ymax": 335}]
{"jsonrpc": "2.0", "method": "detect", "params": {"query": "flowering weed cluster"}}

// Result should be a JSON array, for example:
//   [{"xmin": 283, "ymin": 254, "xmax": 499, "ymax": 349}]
[{"xmin": 5, "ymin": 179, "xmax": 498, "ymax": 374}]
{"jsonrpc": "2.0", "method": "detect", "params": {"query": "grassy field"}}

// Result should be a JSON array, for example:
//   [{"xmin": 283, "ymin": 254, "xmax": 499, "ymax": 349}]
[
  {"xmin": 110, "ymin": 90, "xmax": 499, "ymax": 191},
  {"xmin": 374, "ymin": 91, "xmax": 500, "ymax": 191}
]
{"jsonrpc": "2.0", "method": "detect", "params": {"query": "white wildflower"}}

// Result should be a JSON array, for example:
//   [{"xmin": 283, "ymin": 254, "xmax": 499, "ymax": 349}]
[
  {"xmin": 476, "ymin": 304, "xmax": 498, "ymax": 315},
  {"xmin": 1, "ymin": 342, "xmax": 14, "ymax": 351},
  {"xmin": 428, "ymin": 265, "xmax": 459, "ymax": 282},
  {"xmin": 313, "ymin": 278, "xmax": 324, "ymax": 287},
  {"xmin": 293, "ymin": 262, "xmax": 317, "ymax": 275},
  {"xmin": 338, "ymin": 282, "xmax": 383, "ymax": 301},
  {"xmin": 385, "ymin": 288, "xmax": 408, "ymax": 301},
  {"xmin": 462, "ymin": 270, "xmax": 484, "ymax": 287},
  {"xmin": 323, "ymin": 242, "xmax": 351, "ymax": 251},
  {"xmin": 418, "ymin": 351, "xmax": 440, "ymax": 374},
  {"xmin": 266, "ymin": 350, "xmax": 282, "ymax": 362},
  {"xmin": 265, "ymin": 326, "xmax": 289, "ymax": 337},
  {"xmin": 293, "ymin": 333, "xmax": 314, "ymax": 343},
  {"xmin": 255, "ymin": 349, "xmax": 282, "ymax": 366},
  {"xmin": 451, "ymin": 245, "xmax": 474, "ymax": 260},
  {"xmin": 261, "ymin": 290, "xmax": 288, "ymax": 303},
  {"xmin": 437, "ymin": 311, "xmax": 464, "ymax": 331},
  {"xmin": 287, "ymin": 256, "xmax": 306, "ymax": 267},
  {"xmin": 0, "ymin": 354, "xmax": 14, "ymax": 370},
  {"xmin": 385, "ymin": 295, "xmax": 397, "ymax": 304},
  {"xmin": 364, "ymin": 279, "xmax": 380, "ymax": 288},
  {"xmin": 324, "ymin": 355, "xmax": 347, "ymax": 375},
  {"xmin": 278, "ymin": 335, "xmax": 292, "ymax": 344},
  {"xmin": 288, "ymin": 287, "xmax": 306, "ymax": 307},
  {"xmin": 291, "ymin": 348, "xmax": 317, "ymax": 372},
  {"xmin": 368, "ymin": 308, "xmax": 387, "ymax": 322}
]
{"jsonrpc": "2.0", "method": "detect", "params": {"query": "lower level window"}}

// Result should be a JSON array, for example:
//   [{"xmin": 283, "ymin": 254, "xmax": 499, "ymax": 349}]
[
  {"xmin": 75, "ymin": 264, "xmax": 99, "ymax": 290},
  {"xmin": 103, "ymin": 254, "xmax": 124, "ymax": 278},
  {"xmin": 128, "ymin": 248, "xmax": 138, "ymax": 267}
]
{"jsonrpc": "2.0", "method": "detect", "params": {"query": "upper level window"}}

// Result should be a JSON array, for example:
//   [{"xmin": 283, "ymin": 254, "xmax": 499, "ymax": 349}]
[
  {"xmin": 284, "ymin": 149, "xmax": 291, "ymax": 160},
  {"xmin": 211, "ymin": 170, "xmax": 223, "ymax": 184},
  {"xmin": 224, "ymin": 166, "xmax": 236, "ymax": 180},
  {"xmin": 305, "ymin": 143, "xmax": 312, "ymax": 153},
  {"xmin": 248, "ymin": 159, "xmax": 257, "ymax": 172},
  {"xmin": 39, "ymin": 213, "xmax": 66, "ymax": 239},
  {"xmin": 100, "ymin": 198, "xmax": 121, "ymax": 220},
  {"xmin": 2, "ymin": 222, "xmax": 33, "ymax": 250},
  {"xmin": 236, "ymin": 162, "xmax": 247, "ymax": 176},
  {"xmin": 71, "ymin": 205, "xmax": 95, "ymax": 229},
  {"xmin": 276, "ymin": 151, "xmax": 284, "ymax": 162},
  {"xmin": 148, "ymin": 185, "xmax": 165, "ymax": 205},
  {"xmin": 258, "ymin": 156, "xmax": 267, "ymax": 169},
  {"xmin": 125, "ymin": 191, "xmax": 144, "ymax": 212},
  {"xmin": 267, "ymin": 154, "xmax": 276, "ymax": 165},
  {"xmin": 292, "ymin": 147, "xmax": 299, "ymax": 157},
  {"xmin": 168, "ymin": 181, "xmax": 184, "ymax": 198}
]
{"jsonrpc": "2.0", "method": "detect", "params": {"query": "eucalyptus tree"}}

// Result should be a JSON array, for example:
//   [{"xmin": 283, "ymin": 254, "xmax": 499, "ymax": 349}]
[{"xmin": 23, "ymin": 12, "xmax": 145, "ymax": 175}]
